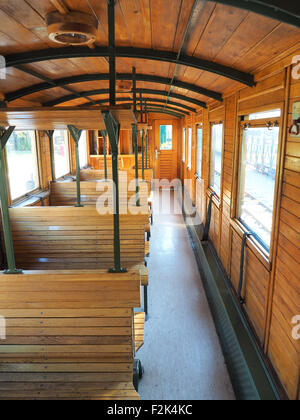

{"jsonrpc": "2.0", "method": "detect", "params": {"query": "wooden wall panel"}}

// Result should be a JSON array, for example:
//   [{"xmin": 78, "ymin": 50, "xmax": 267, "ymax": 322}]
[
  {"xmin": 186, "ymin": 60, "xmax": 300, "ymax": 399},
  {"xmin": 267, "ymin": 75, "xmax": 300, "ymax": 400}
]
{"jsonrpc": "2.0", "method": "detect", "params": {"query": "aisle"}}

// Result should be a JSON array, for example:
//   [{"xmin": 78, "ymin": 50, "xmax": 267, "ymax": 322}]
[{"xmin": 138, "ymin": 190, "xmax": 235, "ymax": 400}]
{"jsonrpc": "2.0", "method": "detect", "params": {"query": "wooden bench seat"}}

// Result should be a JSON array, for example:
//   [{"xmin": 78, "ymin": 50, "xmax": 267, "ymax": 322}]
[
  {"xmin": 50, "ymin": 180, "xmax": 150, "ymax": 208},
  {"xmin": 134, "ymin": 312, "xmax": 145, "ymax": 353},
  {"xmin": 80, "ymin": 168, "xmax": 153, "ymax": 185},
  {"xmin": 9, "ymin": 207, "xmax": 149, "ymax": 271},
  {"xmin": 0, "ymin": 270, "xmax": 142, "ymax": 400}
]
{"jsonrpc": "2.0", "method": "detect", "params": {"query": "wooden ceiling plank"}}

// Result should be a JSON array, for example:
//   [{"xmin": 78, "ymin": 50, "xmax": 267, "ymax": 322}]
[{"xmin": 0, "ymin": 106, "xmax": 137, "ymax": 130}]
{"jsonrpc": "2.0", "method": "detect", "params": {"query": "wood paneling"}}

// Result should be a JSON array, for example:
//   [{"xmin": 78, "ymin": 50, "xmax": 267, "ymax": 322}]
[{"xmin": 0, "ymin": 270, "xmax": 141, "ymax": 400}]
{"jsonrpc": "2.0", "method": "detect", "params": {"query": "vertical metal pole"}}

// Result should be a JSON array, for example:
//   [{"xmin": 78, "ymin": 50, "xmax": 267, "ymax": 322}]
[
  {"xmin": 132, "ymin": 124, "xmax": 140, "ymax": 207},
  {"xmin": 145, "ymin": 129, "xmax": 148, "ymax": 170},
  {"xmin": 102, "ymin": 111, "xmax": 127, "ymax": 273},
  {"xmin": 141, "ymin": 129, "xmax": 145, "ymax": 181},
  {"xmin": 108, "ymin": 0, "xmax": 116, "ymax": 106},
  {"xmin": 46, "ymin": 130, "xmax": 55, "ymax": 182},
  {"xmin": 140, "ymin": 93, "xmax": 143, "ymax": 123},
  {"xmin": 0, "ymin": 127, "xmax": 22, "ymax": 274},
  {"xmin": 67, "ymin": 126, "xmax": 83, "ymax": 207},
  {"xmin": 132, "ymin": 67, "xmax": 137, "ymax": 114},
  {"xmin": 101, "ymin": 130, "xmax": 108, "ymax": 180}
]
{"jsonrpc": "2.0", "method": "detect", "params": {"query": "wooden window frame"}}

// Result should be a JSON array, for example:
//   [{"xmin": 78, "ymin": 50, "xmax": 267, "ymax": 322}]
[
  {"xmin": 232, "ymin": 104, "xmax": 284, "ymax": 265},
  {"xmin": 207, "ymin": 120, "xmax": 224, "ymax": 205},
  {"xmin": 53, "ymin": 129, "xmax": 72, "ymax": 180},
  {"xmin": 195, "ymin": 123, "xmax": 203, "ymax": 179},
  {"xmin": 5, "ymin": 130, "xmax": 42, "ymax": 206}
]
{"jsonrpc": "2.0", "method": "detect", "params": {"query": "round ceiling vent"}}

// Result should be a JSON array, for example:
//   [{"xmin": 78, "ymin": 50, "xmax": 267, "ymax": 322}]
[{"xmin": 46, "ymin": 11, "xmax": 98, "ymax": 46}]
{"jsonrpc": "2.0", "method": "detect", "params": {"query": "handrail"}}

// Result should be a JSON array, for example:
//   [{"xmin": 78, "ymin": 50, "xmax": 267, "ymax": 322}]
[
  {"xmin": 202, "ymin": 192, "xmax": 216, "ymax": 241},
  {"xmin": 238, "ymin": 232, "xmax": 252, "ymax": 304}
]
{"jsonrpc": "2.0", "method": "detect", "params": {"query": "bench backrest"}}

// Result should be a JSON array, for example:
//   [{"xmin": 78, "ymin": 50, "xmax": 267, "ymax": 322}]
[
  {"xmin": 50, "ymin": 180, "xmax": 149, "ymax": 207},
  {"xmin": 80, "ymin": 169, "xmax": 153, "ymax": 184},
  {"xmin": 10, "ymin": 207, "xmax": 148, "ymax": 270},
  {"xmin": 0, "ymin": 270, "xmax": 141, "ymax": 400}
]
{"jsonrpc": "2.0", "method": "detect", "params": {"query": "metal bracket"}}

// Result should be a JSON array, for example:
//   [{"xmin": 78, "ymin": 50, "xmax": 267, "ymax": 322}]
[
  {"xmin": 44, "ymin": 130, "xmax": 55, "ymax": 182},
  {"xmin": 67, "ymin": 125, "xmax": 84, "ymax": 208},
  {"xmin": 100, "ymin": 129, "xmax": 108, "ymax": 180},
  {"xmin": 102, "ymin": 110, "xmax": 127, "ymax": 273},
  {"xmin": 132, "ymin": 124, "xmax": 140, "ymax": 207},
  {"xmin": 238, "ymin": 232, "xmax": 252, "ymax": 305},
  {"xmin": 202, "ymin": 192, "xmax": 216, "ymax": 242}
]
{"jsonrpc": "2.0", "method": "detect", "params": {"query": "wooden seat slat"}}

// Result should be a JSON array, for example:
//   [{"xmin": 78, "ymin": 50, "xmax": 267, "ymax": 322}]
[{"xmin": 0, "ymin": 270, "xmax": 141, "ymax": 400}]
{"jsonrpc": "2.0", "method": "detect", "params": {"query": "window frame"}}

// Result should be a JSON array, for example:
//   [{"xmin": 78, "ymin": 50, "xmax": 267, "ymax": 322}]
[
  {"xmin": 196, "ymin": 124, "xmax": 203, "ymax": 178},
  {"xmin": 182, "ymin": 128, "xmax": 186, "ymax": 163},
  {"xmin": 159, "ymin": 124, "xmax": 173, "ymax": 151},
  {"xmin": 209, "ymin": 121, "xmax": 224, "ymax": 199},
  {"xmin": 234, "ymin": 107, "xmax": 284, "ymax": 260},
  {"xmin": 79, "ymin": 130, "xmax": 89, "ymax": 169},
  {"xmin": 53, "ymin": 129, "xmax": 71, "ymax": 180},
  {"xmin": 5, "ymin": 130, "xmax": 41, "ymax": 204},
  {"xmin": 187, "ymin": 127, "xmax": 192, "ymax": 170}
]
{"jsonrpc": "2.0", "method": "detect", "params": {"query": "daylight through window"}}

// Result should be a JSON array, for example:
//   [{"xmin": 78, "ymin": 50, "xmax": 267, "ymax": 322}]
[
  {"xmin": 53, "ymin": 130, "xmax": 70, "ymax": 179},
  {"xmin": 238, "ymin": 117, "xmax": 280, "ymax": 250},
  {"xmin": 210, "ymin": 123, "xmax": 223, "ymax": 196},
  {"xmin": 6, "ymin": 130, "xmax": 40, "ymax": 201}
]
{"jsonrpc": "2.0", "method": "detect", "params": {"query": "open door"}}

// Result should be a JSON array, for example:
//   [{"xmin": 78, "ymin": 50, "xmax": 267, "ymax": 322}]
[{"xmin": 154, "ymin": 120, "xmax": 178, "ymax": 182}]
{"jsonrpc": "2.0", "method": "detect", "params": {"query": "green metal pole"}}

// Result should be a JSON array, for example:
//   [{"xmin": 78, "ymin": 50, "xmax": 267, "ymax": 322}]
[
  {"xmin": 145, "ymin": 129, "xmax": 148, "ymax": 170},
  {"xmin": 101, "ymin": 130, "xmax": 108, "ymax": 180},
  {"xmin": 141, "ymin": 129, "xmax": 145, "ymax": 181},
  {"xmin": 0, "ymin": 127, "xmax": 22, "ymax": 274},
  {"xmin": 67, "ymin": 125, "xmax": 83, "ymax": 208},
  {"xmin": 46, "ymin": 130, "xmax": 55, "ymax": 182},
  {"xmin": 132, "ymin": 124, "xmax": 140, "ymax": 207},
  {"xmin": 102, "ymin": 111, "xmax": 127, "ymax": 273}
]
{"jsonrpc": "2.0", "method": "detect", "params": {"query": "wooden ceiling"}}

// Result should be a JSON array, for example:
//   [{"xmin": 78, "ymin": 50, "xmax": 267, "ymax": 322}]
[{"xmin": 0, "ymin": 0, "xmax": 299, "ymax": 116}]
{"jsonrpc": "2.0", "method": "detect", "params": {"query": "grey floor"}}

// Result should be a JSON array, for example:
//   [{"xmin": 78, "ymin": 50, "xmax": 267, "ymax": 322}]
[{"xmin": 138, "ymin": 190, "xmax": 235, "ymax": 400}]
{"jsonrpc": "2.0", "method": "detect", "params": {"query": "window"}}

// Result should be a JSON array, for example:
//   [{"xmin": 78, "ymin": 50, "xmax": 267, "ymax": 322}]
[
  {"xmin": 210, "ymin": 123, "xmax": 223, "ymax": 196},
  {"xmin": 182, "ymin": 128, "xmax": 186, "ymax": 162},
  {"xmin": 196, "ymin": 126, "xmax": 203, "ymax": 177},
  {"xmin": 187, "ymin": 128, "xmax": 192, "ymax": 169},
  {"xmin": 79, "ymin": 131, "xmax": 88, "ymax": 169},
  {"xmin": 53, "ymin": 130, "xmax": 70, "ymax": 179},
  {"xmin": 160, "ymin": 125, "xmax": 173, "ymax": 150},
  {"xmin": 238, "ymin": 111, "xmax": 281, "ymax": 250},
  {"xmin": 6, "ymin": 130, "xmax": 40, "ymax": 201}
]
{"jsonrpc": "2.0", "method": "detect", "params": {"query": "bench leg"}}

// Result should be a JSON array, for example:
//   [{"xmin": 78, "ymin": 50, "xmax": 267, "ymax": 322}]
[
  {"xmin": 147, "ymin": 230, "xmax": 151, "ymax": 241},
  {"xmin": 133, "ymin": 359, "xmax": 144, "ymax": 392},
  {"xmin": 144, "ymin": 285, "xmax": 149, "ymax": 321}
]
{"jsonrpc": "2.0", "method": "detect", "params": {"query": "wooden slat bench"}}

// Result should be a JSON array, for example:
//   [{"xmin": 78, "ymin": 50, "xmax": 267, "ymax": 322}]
[
  {"xmin": 80, "ymin": 168, "xmax": 153, "ymax": 185},
  {"xmin": 9, "ymin": 207, "xmax": 149, "ymax": 271},
  {"xmin": 0, "ymin": 270, "xmax": 143, "ymax": 400},
  {"xmin": 134, "ymin": 313, "xmax": 145, "ymax": 352},
  {"xmin": 50, "ymin": 180, "xmax": 150, "ymax": 208}
]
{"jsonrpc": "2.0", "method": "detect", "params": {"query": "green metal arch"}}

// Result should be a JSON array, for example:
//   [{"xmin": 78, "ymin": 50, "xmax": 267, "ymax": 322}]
[
  {"xmin": 43, "ymin": 88, "xmax": 207, "ymax": 108},
  {"xmin": 5, "ymin": 73, "xmax": 222, "ymax": 103},
  {"xmin": 210, "ymin": 0, "xmax": 300, "ymax": 28},
  {"xmin": 5, "ymin": 47, "xmax": 255, "ymax": 87},
  {"xmin": 79, "ymin": 97, "xmax": 197, "ymax": 113}
]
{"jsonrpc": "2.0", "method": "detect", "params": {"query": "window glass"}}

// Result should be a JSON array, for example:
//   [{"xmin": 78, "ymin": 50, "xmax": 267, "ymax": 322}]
[
  {"xmin": 79, "ymin": 131, "xmax": 88, "ymax": 169},
  {"xmin": 187, "ymin": 128, "xmax": 192, "ymax": 169},
  {"xmin": 210, "ymin": 123, "xmax": 223, "ymax": 196},
  {"xmin": 53, "ymin": 130, "xmax": 70, "ymax": 179},
  {"xmin": 238, "ymin": 124, "xmax": 280, "ymax": 250},
  {"xmin": 6, "ymin": 130, "xmax": 40, "ymax": 201},
  {"xmin": 160, "ymin": 125, "xmax": 173, "ymax": 150},
  {"xmin": 182, "ymin": 128, "xmax": 186, "ymax": 162},
  {"xmin": 196, "ymin": 127, "xmax": 203, "ymax": 177},
  {"xmin": 248, "ymin": 109, "xmax": 281, "ymax": 120}
]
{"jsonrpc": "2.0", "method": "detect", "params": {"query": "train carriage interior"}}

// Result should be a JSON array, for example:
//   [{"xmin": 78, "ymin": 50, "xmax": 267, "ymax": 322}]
[{"xmin": 0, "ymin": 0, "xmax": 298, "ymax": 401}]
